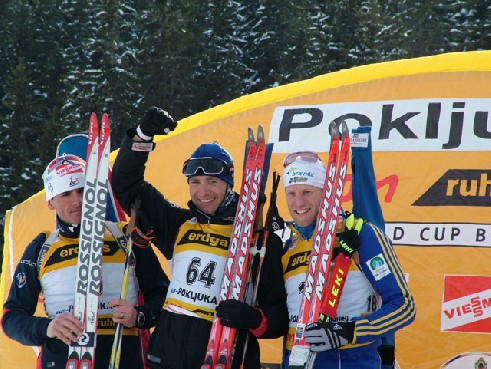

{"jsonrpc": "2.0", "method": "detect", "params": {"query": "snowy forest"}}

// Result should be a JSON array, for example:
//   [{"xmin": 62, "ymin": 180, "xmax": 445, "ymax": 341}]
[{"xmin": 0, "ymin": 0, "xmax": 490, "ymax": 253}]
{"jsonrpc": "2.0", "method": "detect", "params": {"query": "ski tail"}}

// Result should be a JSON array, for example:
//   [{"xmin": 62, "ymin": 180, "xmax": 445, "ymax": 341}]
[
  {"xmin": 304, "ymin": 124, "xmax": 358, "ymax": 369},
  {"xmin": 201, "ymin": 129, "xmax": 257, "ymax": 369},
  {"xmin": 304, "ymin": 248, "xmax": 352, "ymax": 369},
  {"xmin": 241, "ymin": 134, "xmax": 272, "ymax": 309},
  {"xmin": 288, "ymin": 124, "xmax": 340, "ymax": 368},
  {"xmin": 214, "ymin": 126, "xmax": 266, "ymax": 369},
  {"xmin": 67, "ymin": 113, "xmax": 111, "ymax": 369},
  {"xmin": 67, "ymin": 113, "xmax": 99, "ymax": 369},
  {"xmin": 202, "ymin": 125, "xmax": 268, "ymax": 369},
  {"xmin": 318, "ymin": 122, "xmax": 351, "ymax": 322},
  {"xmin": 82, "ymin": 113, "xmax": 110, "ymax": 368},
  {"xmin": 305, "ymin": 122, "xmax": 351, "ymax": 369},
  {"xmin": 239, "ymin": 159, "xmax": 279, "ymax": 368},
  {"xmin": 288, "ymin": 122, "xmax": 351, "ymax": 369},
  {"xmin": 66, "ymin": 352, "xmax": 79, "ymax": 369}
]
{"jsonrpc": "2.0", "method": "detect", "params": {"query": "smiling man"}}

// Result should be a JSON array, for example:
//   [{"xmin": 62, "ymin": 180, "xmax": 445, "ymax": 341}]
[
  {"xmin": 111, "ymin": 107, "xmax": 288, "ymax": 369},
  {"xmin": 283, "ymin": 152, "xmax": 326, "ymax": 228},
  {"xmin": 2, "ymin": 154, "xmax": 168, "ymax": 369},
  {"xmin": 278, "ymin": 151, "xmax": 416, "ymax": 369}
]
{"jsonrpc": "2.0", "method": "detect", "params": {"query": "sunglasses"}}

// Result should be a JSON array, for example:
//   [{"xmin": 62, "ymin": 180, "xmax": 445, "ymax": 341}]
[
  {"xmin": 182, "ymin": 157, "xmax": 233, "ymax": 176},
  {"xmin": 283, "ymin": 151, "xmax": 322, "ymax": 168}
]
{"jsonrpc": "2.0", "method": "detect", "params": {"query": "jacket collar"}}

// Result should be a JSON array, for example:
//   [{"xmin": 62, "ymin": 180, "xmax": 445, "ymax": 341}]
[
  {"xmin": 56, "ymin": 215, "xmax": 81, "ymax": 238},
  {"xmin": 187, "ymin": 192, "xmax": 238, "ymax": 225}
]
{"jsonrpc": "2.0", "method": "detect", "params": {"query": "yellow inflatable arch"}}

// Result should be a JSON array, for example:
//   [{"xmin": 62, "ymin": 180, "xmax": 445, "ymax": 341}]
[{"xmin": 2, "ymin": 50, "xmax": 491, "ymax": 368}]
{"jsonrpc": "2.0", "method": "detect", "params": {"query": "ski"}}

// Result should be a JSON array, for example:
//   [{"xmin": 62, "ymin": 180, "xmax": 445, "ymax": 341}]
[
  {"xmin": 288, "ymin": 122, "xmax": 350, "ymax": 369},
  {"xmin": 239, "ymin": 170, "xmax": 283, "ymax": 365},
  {"xmin": 215, "ymin": 126, "xmax": 266, "ymax": 369},
  {"xmin": 66, "ymin": 113, "xmax": 111, "ymax": 369},
  {"xmin": 108, "ymin": 203, "xmax": 138, "ymax": 369},
  {"xmin": 201, "ymin": 129, "xmax": 256, "ymax": 369},
  {"xmin": 201, "ymin": 126, "xmax": 267, "ymax": 369},
  {"xmin": 56, "ymin": 133, "xmax": 126, "ymax": 223}
]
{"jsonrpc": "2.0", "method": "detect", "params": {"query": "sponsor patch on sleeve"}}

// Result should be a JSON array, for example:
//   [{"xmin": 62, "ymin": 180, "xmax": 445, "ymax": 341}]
[{"xmin": 366, "ymin": 253, "xmax": 391, "ymax": 281}]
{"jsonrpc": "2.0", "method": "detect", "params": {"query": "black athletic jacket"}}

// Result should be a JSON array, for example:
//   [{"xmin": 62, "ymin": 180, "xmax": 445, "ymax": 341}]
[
  {"xmin": 2, "ymin": 218, "xmax": 169, "ymax": 369},
  {"xmin": 112, "ymin": 129, "xmax": 288, "ymax": 369}
]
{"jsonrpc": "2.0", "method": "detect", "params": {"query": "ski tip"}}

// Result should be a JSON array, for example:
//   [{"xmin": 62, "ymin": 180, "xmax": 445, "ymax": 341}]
[
  {"xmin": 340, "ymin": 121, "xmax": 349, "ymax": 137},
  {"xmin": 102, "ymin": 113, "xmax": 110, "ymax": 124},
  {"xmin": 329, "ymin": 122, "xmax": 339, "ymax": 137},
  {"xmin": 257, "ymin": 125, "xmax": 265, "ymax": 141},
  {"xmin": 248, "ymin": 127, "xmax": 254, "ymax": 141}
]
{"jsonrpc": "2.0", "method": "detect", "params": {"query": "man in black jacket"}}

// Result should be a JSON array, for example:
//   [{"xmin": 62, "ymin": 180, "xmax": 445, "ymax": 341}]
[{"xmin": 111, "ymin": 107, "xmax": 288, "ymax": 369}]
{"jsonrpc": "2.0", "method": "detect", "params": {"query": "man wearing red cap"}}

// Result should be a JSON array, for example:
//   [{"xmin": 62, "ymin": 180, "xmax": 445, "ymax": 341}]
[
  {"xmin": 2, "ymin": 154, "xmax": 169, "ymax": 369},
  {"xmin": 111, "ymin": 107, "xmax": 288, "ymax": 369}
]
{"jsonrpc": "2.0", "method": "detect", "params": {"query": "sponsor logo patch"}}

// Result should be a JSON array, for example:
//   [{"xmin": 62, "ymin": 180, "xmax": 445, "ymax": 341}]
[
  {"xmin": 177, "ymin": 230, "xmax": 229, "ymax": 250},
  {"xmin": 15, "ymin": 272, "xmax": 26, "ymax": 288},
  {"xmin": 366, "ymin": 253, "xmax": 390, "ymax": 281}
]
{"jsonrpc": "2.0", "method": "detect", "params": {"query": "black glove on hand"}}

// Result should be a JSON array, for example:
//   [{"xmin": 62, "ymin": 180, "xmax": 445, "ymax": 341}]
[
  {"xmin": 304, "ymin": 321, "xmax": 355, "ymax": 352},
  {"xmin": 215, "ymin": 299, "xmax": 262, "ymax": 330},
  {"xmin": 130, "ymin": 227, "xmax": 156, "ymax": 248},
  {"xmin": 137, "ymin": 106, "xmax": 177, "ymax": 138},
  {"xmin": 338, "ymin": 214, "xmax": 363, "ymax": 257}
]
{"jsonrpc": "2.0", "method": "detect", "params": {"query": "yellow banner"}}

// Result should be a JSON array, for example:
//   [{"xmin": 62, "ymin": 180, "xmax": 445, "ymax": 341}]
[{"xmin": 2, "ymin": 51, "xmax": 491, "ymax": 368}]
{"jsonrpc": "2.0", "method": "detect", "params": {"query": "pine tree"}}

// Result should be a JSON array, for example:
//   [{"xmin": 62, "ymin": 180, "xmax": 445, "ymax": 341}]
[
  {"xmin": 192, "ymin": 0, "xmax": 252, "ymax": 109},
  {"xmin": 1, "ymin": 59, "xmax": 45, "ymax": 209},
  {"xmin": 136, "ymin": 1, "xmax": 206, "ymax": 119},
  {"xmin": 240, "ymin": 0, "xmax": 292, "ymax": 93}
]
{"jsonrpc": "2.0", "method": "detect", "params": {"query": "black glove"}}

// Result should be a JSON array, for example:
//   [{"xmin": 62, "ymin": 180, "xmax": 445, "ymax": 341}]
[
  {"xmin": 338, "ymin": 214, "xmax": 363, "ymax": 257},
  {"xmin": 304, "ymin": 321, "xmax": 355, "ymax": 352},
  {"xmin": 137, "ymin": 106, "xmax": 177, "ymax": 138},
  {"xmin": 215, "ymin": 299, "xmax": 262, "ymax": 330},
  {"xmin": 130, "ymin": 227, "xmax": 156, "ymax": 248}
]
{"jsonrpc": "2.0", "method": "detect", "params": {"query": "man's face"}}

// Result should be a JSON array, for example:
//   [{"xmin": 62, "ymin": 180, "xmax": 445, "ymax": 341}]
[
  {"xmin": 48, "ymin": 188, "xmax": 84, "ymax": 225},
  {"xmin": 285, "ymin": 184, "xmax": 323, "ymax": 227},
  {"xmin": 188, "ymin": 175, "xmax": 228, "ymax": 215}
]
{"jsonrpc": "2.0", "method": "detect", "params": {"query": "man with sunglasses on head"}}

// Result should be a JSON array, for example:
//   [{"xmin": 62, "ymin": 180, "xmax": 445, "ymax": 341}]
[
  {"xmin": 111, "ymin": 107, "xmax": 288, "ymax": 369},
  {"xmin": 277, "ymin": 151, "xmax": 415, "ymax": 369}
]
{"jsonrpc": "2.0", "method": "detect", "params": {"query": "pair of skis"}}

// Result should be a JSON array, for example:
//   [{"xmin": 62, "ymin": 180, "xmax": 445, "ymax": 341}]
[
  {"xmin": 201, "ymin": 126, "xmax": 268, "ymax": 369},
  {"xmin": 66, "ymin": 113, "xmax": 111, "ymax": 369},
  {"xmin": 288, "ymin": 122, "xmax": 351, "ymax": 369}
]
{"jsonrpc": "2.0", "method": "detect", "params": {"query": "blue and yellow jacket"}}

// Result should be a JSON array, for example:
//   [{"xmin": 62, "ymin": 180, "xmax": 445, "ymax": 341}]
[{"xmin": 279, "ymin": 218, "xmax": 416, "ymax": 368}]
